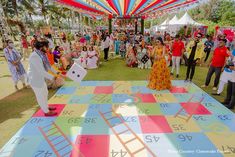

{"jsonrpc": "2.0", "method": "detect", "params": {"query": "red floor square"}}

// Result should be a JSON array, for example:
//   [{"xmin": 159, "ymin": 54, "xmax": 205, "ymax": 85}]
[
  {"xmin": 135, "ymin": 93, "xmax": 156, "ymax": 103},
  {"xmin": 139, "ymin": 116, "xmax": 173, "ymax": 133},
  {"xmin": 32, "ymin": 104, "xmax": 65, "ymax": 117},
  {"xmin": 180, "ymin": 102, "xmax": 212, "ymax": 115},
  {"xmin": 94, "ymin": 86, "xmax": 113, "ymax": 94},
  {"xmin": 170, "ymin": 86, "xmax": 188, "ymax": 93},
  {"xmin": 72, "ymin": 135, "xmax": 110, "ymax": 157}
]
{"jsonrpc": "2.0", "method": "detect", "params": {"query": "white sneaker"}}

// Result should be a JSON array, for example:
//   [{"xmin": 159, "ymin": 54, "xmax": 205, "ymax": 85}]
[{"xmin": 212, "ymin": 87, "xmax": 217, "ymax": 91}]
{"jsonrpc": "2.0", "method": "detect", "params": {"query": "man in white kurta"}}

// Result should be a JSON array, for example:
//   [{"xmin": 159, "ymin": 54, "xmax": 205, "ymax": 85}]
[{"xmin": 28, "ymin": 41, "xmax": 57, "ymax": 116}]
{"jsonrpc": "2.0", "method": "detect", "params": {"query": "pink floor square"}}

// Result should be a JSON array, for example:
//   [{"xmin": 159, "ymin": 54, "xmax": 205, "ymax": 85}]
[
  {"xmin": 32, "ymin": 104, "xmax": 65, "ymax": 117},
  {"xmin": 94, "ymin": 86, "xmax": 113, "ymax": 94},
  {"xmin": 139, "ymin": 116, "xmax": 173, "ymax": 133},
  {"xmin": 170, "ymin": 86, "xmax": 188, "ymax": 93},
  {"xmin": 180, "ymin": 102, "xmax": 212, "ymax": 115},
  {"xmin": 73, "ymin": 135, "xmax": 110, "ymax": 157},
  {"xmin": 135, "ymin": 93, "xmax": 156, "ymax": 103}
]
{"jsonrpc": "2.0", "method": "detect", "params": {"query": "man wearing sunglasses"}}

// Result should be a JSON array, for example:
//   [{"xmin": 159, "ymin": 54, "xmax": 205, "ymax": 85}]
[{"xmin": 185, "ymin": 33, "xmax": 204, "ymax": 82}]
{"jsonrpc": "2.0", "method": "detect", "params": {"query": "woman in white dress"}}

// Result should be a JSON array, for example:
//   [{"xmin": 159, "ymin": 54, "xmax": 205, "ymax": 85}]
[
  {"xmin": 74, "ymin": 46, "xmax": 88, "ymax": 68},
  {"xmin": 87, "ymin": 46, "xmax": 98, "ymax": 69}
]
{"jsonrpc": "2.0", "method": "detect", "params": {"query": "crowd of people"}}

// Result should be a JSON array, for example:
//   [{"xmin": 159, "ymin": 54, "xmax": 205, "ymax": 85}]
[{"xmin": 2, "ymin": 28, "xmax": 235, "ymax": 115}]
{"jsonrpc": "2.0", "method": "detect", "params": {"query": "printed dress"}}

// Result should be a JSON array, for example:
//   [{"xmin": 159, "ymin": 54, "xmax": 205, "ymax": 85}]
[{"xmin": 148, "ymin": 46, "xmax": 172, "ymax": 90}]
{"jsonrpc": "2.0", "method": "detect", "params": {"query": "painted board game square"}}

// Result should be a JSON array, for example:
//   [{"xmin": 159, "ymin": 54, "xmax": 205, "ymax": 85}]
[
  {"xmin": 0, "ymin": 136, "xmax": 43, "ymax": 157},
  {"xmin": 166, "ymin": 116, "xmax": 201, "ymax": 132},
  {"xmin": 143, "ymin": 133, "xmax": 182, "ymax": 157},
  {"xmin": 181, "ymin": 102, "xmax": 211, "ymax": 115},
  {"xmin": 136, "ymin": 103, "xmax": 162, "ymax": 115},
  {"xmin": 206, "ymin": 132, "xmax": 235, "ymax": 157},
  {"xmin": 131, "ymin": 86, "xmax": 156, "ymax": 94},
  {"xmin": 169, "ymin": 133, "xmax": 223, "ymax": 157},
  {"xmin": 95, "ymin": 81, "xmax": 114, "ymax": 86},
  {"xmin": 113, "ymin": 82, "xmax": 131, "ymax": 94},
  {"xmin": 74, "ymin": 135, "xmax": 110, "ymax": 157},
  {"xmin": 202, "ymin": 102, "xmax": 234, "ymax": 114},
  {"xmin": 80, "ymin": 81, "xmax": 97, "ymax": 86},
  {"xmin": 135, "ymin": 93, "xmax": 156, "ymax": 103},
  {"xmin": 86, "ymin": 104, "xmax": 112, "ymax": 117},
  {"xmin": 216, "ymin": 114, "xmax": 235, "ymax": 131},
  {"xmin": 173, "ymin": 93, "xmax": 194, "ymax": 102},
  {"xmin": 153, "ymin": 93, "xmax": 178, "ymax": 103},
  {"xmin": 32, "ymin": 104, "xmax": 65, "ymax": 117},
  {"xmin": 112, "ymin": 94, "xmax": 134, "ymax": 103},
  {"xmin": 56, "ymin": 86, "xmax": 77, "ymax": 95},
  {"xmin": 68, "ymin": 95, "xmax": 93, "ymax": 104},
  {"xmin": 15, "ymin": 117, "xmax": 56, "ymax": 136},
  {"xmin": 80, "ymin": 117, "xmax": 110, "ymax": 135},
  {"xmin": 48, "ymin": 94, "xmax": 72, "ymax": 104},
  {"xmin": 192, "ymin": 115, "xmax": 230, "ymax": 132},
  {"xmin": 170, "ymin": 86, "xmax": 188, "ymax": 93},
  {"xmin": 139, "ymin": 116, "xmax": 172, "ymax": 133},
  {"xmin": 59, "ymin": 104, "xmax": 88, "ymax": 117},
  {"xmin": 113, "ymin": 104, "xmax": 139, "ymax": 116},
  {"xmin": 160, "ymin": 103, "xmax": 182, "ymax": 115},
  {"xmin": 76, "ymin": 86, "xmax": 95, "ymax": 95},
  {"xmin": 90, "ymin": 94, "xmax": 112, "ymax": 104},
  {"xmin": 55, "ymin": 117, "xmax": 83, "ymax": 136},
  {"xmin": 94, "ymin": 86, "xmax": 113, "ymax": 94}
]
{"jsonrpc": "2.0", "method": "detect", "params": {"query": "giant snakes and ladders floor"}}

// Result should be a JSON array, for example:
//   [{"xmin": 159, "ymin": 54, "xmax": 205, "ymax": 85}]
[{"xmin": 1, "ymin": 81, "xmax": 235, "ymax": 157}]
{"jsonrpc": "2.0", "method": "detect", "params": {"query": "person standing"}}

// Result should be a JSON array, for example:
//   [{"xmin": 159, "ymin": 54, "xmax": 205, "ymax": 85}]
[
  {"xmin": 148, "ymin": 37, "xmax": 171, "ymax": 90},
  {"xmin": 28, "ymin": 40, "xmax": 60, "ymax": 116},
  {"xmin": 21, "ymin": 35, "xmax": 30, "ymax": 60},
  {"xmin": 101, "ymin": 33, "xmax": 110, "ymax": 61},
  {"xmin": 201, "ymin": 39, "xmax": 230, "ymax": 91},
  {"xmin": 222, "ymin": 55, "xmax": 235, "ymax": 109},
  {"xmin": 4, "ymin": 39, "xmax": 26, "ymax": 90},
  {"xmin": 204, "ymin": 35, "xmax": 214, "ymax": 62},
  {"xmin": 171, "ymin": 35, "xmax": 185, "ymax": 78},
  {"xmin": 185, "ymin": 33, "xmax": 204, "ymax": 82}
]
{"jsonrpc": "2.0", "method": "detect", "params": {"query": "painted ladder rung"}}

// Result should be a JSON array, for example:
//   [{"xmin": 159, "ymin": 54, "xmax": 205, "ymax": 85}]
[
  {"xmin": 47, "ymin": 131, "xmax": 59, "ymax": 137},
  {"xmin": 57, "ymin": 143, "xmax": 70, "ymax": 152},
  {"xmin": 107, "ymin": 116, "xmax": 117, "ymax": 121},
  {"xmin": 102, "ymin": 110, "xmax": 113, "ymax": 115},
  {"xmin": 54, "ymin": 139, "xmax": 66, "ymax": 146},
  {"xmin": 111, "ymin": 122, "xmax": 123, "ymax": 128},
  {"xmin": 50, "ymin": 136, "xmax": 62, "ymax": 142},
  {"xmin": 45, "ymin": 127, "xmax": 56, "ymax": 133},
  {"xmin": 118, "ymin": 129, "xmax": 129, "ymax": 135},
  {"xmin": 61, "ymin": 151, "xmax": 71, "ymax": 157},
  {"xmin": 132, "ymin": 147, "xmax": 145, "ymax": 155},
  {"xmin": 176, "ymin": 115, "xmax": 189, "ymax": 121},
  {"xmin": 124, "ymin": 138, "xmax": 137, "ymax": 144},
  {"xmin": 42, "ymin": 123, "xmax": 53, "ymax": 129}
]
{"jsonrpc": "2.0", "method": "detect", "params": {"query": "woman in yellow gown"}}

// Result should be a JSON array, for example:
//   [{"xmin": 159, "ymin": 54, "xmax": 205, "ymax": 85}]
[{"xmin": 148, "ymin": 37, "xmax": 172, "ymax": 90}]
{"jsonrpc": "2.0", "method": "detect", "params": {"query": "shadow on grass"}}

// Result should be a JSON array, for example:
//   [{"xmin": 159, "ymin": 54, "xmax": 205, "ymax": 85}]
[{"xmin": 0, "ymin": 87, "xmax": 57, "ymax": 124}]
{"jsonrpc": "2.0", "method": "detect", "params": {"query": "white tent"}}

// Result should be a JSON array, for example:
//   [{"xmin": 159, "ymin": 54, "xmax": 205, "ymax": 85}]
[
  {"xmin": 168, "ymin": 15, "xmax": 179, "ymax": 25},
  {"xmin": 176, "ymin": 12, "xmax": 204, "ymax": 26},
  {"xmin": 160, "ymin": 17, "xmax": 170, "ymax": 26}
]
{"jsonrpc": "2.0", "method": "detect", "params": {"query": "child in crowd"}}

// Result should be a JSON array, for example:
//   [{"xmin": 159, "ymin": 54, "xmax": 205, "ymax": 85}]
[{"xmin": 87, "ymin": 46, "xmax": 99, "ymax": 69}]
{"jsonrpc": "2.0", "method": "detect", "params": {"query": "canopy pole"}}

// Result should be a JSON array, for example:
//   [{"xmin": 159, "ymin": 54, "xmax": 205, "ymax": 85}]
[
  {"xmin": 135, "ymin": 18, "xmax": 137, "ymax": 34},
  {"xmin": 141, "ymin": 18, "xmax": 144, "ymax": 35},
  {"xmin": 108, "ymin": 18, "xmax": 112, "ymax": 34}
]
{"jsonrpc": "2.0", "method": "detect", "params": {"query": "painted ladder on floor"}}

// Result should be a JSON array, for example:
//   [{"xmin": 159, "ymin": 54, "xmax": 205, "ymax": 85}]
[
  {"xmin": 38, "ymin": 122, "xmax": 84, "ymax": 157},
  {"xmin": 174, "ymin": 95, "xmax": 204, "ymax": 122},
  {"xmin": 99, "ymin": 110, "xmax": 157, "ymax": 157}
]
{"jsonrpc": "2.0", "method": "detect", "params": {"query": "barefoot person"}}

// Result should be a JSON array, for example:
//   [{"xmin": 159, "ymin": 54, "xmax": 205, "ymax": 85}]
[
  {"xmin": 28, "ymin": 40, "xmax": 60, "ymax": 116},
  {"xmin": 4, "ymin": 39, "xmax": 27, "ymax": 90}
]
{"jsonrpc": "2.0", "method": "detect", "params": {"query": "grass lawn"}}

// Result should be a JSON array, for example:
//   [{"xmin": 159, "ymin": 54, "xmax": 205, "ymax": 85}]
[{"xmin": 0, "ymin": 56, "xmax": 231, "ymax": 148}]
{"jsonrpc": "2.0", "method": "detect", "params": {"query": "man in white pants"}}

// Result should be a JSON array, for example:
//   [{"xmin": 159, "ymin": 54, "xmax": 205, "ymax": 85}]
[
  {"xmin": 28, "ymin": 40, "xmax": 58, "ymax": 116},
  {"xmin": 171, "ymin": 35, "xmax": 185, "ymax": 78}
]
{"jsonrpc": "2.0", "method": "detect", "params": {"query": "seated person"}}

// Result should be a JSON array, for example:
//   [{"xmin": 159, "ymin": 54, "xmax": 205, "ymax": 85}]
[
  {"xmin": 53, "ymin": 46, "xmax": 62, "ymax": 63},
  {"xmin": 74, "ymin": 46, "xmax": 88, "ymax": 68},
  {"xmin": 126, "ymin": 46, "xmax": 137, "ymax": 67}
]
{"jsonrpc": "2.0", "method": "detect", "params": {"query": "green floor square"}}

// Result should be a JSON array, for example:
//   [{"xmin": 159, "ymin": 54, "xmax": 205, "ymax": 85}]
[{"xmin": 136, "ymin": 103, "xmax": 162, "ymax": 115}]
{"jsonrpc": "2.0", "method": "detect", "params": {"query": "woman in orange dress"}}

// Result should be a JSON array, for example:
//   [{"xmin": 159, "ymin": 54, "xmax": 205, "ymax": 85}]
[{"xmin": 148, "ymin": 37, "xmax": 172, "ymax": 90}]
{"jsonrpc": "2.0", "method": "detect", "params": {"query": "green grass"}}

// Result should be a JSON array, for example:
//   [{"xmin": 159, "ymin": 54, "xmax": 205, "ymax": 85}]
[{"xmin": 0, "ymin": 56, "xmax": 231, "ymax": 148}]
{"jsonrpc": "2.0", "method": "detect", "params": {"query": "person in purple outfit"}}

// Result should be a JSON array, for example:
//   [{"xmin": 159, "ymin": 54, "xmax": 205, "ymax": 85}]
[{"xmin": 53, "ymin": 46, "xmax": 62, "ymax": 63}]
